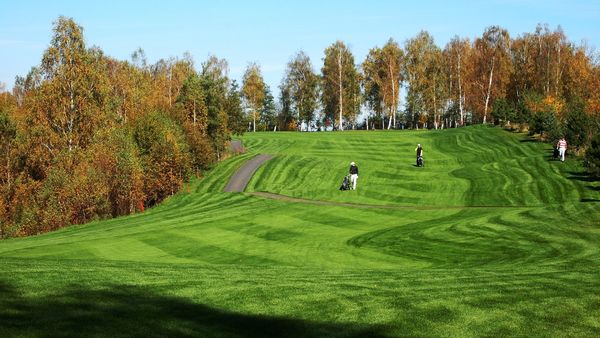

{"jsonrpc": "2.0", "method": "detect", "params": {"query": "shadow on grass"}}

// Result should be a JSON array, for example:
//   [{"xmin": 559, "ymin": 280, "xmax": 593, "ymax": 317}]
[
  {"xmin": 519, "ymin": 138, "xmax": 538, "ymax": 143},
  {"xmin": 0, "ymin": 282, "xmax": 388, "ymax": 338},
  {"xmin": 567, "ymin": 171, "xmax": 600, "ymax": 183}
]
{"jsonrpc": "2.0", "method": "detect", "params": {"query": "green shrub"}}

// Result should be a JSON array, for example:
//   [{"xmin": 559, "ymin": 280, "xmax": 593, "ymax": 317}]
[{"xmin": 585, "ymin": 133, "xmax": 600, "ymax": 177}]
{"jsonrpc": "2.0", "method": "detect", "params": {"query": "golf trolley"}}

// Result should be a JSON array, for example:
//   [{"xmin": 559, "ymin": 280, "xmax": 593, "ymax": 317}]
[
  {"xmin": 339, "ymin": 175, "xmax": 351, "ymax": 190},
  {"xmin": 417, "ymin": 155, "xmax": 424, "ymax": 167}
]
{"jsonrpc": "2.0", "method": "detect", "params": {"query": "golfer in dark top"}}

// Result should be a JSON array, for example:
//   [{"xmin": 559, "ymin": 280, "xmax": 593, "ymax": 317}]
[
  {"xmin": 415, "ymin": 144, "xmax": 423, "ymax": 166},
  {"xmin": 349, "ymin": 162, "xmax": 359, "ymax": 190}
]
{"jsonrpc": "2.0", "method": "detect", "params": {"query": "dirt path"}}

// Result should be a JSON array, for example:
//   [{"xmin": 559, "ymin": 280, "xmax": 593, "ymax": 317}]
[{"xmin": 223, "ymin": 154, "xmax": 273, "ymax": 192}]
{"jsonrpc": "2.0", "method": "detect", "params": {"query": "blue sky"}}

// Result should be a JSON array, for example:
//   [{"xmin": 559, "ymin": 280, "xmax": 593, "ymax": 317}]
[{"xmin": 1, "ymin": 0, "xmax": 599, "ymax": 95}]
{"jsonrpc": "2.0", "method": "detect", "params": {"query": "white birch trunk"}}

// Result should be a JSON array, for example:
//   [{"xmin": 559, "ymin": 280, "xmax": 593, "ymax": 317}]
[
  {"xmin": 338, "ymin": 53, "xmax": 343, "ymax": 131},
  {"xmin": 458, "ymin": 52, "xmax": 464, "ymax": 126},
  {"xmin": 483, "ymin": 58, "xmax": 495, "ymax": 124}
]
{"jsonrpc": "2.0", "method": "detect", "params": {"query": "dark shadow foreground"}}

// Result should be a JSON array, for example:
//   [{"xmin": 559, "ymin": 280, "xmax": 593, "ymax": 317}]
[{"xmin": 0, "ymin": 282, "xmax": 388, "ymax": 338}]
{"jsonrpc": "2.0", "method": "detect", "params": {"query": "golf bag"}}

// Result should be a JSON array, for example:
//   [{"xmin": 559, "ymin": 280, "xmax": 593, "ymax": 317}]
[
  {"xmin": 339, "ymin": 175, "xmax": 351, "ymax": 190},
  {"xmin": 417, "ymin": 155, "xmax": 424, "ymax": 167},
  {"xmin": 553, "ymin": 146, "xmax": 559, "ymax": 160}
]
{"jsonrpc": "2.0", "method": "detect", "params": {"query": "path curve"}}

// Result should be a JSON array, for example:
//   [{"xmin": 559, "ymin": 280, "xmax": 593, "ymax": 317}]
[
  {"xmin": 229, "ymin": 140, "xmax": 244, "ymax": 154},
  {"xmin": 249, "ymin": 191, "xmax": 529, "ymax": 210},
  {"xmin": 223, "ymin": 154, "xmax": 273, "ymax": 192}
]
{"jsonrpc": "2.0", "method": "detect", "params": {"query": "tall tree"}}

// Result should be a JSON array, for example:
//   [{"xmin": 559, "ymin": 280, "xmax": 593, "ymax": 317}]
[
  {"xmin": 362, "ymin": 47, "xmax": 385, "ymax": 129},
  {"xmin": 260, "ymin": 85, "xmax": 277, "ymax": 131},
  {"xmin": 404, "ymin": 31, "xmax": 442, "ymax": 129},
  {"xmin": 25, "ymin": 16, "xmax": 112, "ymax": 157},
  {"xmin": 0, "ymin": 112, "xmax": 16, "ymax": 188},
  {"xmin": 443, "ymin": 36, "xmax": 470, "ymax": 126},
  {"xmin": 225, "ymin": 80, "xmax": 245, "ymax": 135},
  {"xmin": 427, "ymin": 47, "xmax": 447, "ymax": 129},
  {"xmin": 278, "ymin": 81, "xmax": 295, "ymax": 130},
  {"xmin": 176, "ymin": 73, "xmax": 207, "ymax": 131},
  {"xmin": 200, "ymin": 59, "xmax": 230, "ymax": 160},
  {"xmin": 242, "ymin": 62, "xmax": 265, "ymax": 132},
  {"xmin": 380, "ymin": 39, "xmax": 404, "ymax": 129},
  {"xmin": 321, "ymin": 41, "xmax": 360, "ymax": 130},
  {"xmin": 150, "ymin": 55, "xmax": 194, "ymax": 111},
  {"xmin": 282, "ymin": 51, "xmax": 320, "ymax": 127},
  {"xmin": 469, "ymin": 26, "xmax": 512, "ymax": 123}
]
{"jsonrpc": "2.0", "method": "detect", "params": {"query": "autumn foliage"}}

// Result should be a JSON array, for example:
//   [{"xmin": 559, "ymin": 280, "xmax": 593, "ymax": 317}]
[
  {"xmin": 1, "ymin": 17, "xmax": 599, "ymax": 237},
  {"xmin": 0, "ymin": 17, "xmax": 243, "ymax": 238}
]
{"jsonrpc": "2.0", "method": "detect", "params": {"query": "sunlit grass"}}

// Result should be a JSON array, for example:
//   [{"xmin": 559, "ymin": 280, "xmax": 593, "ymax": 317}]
[{"xmin": 1, "ymin": 126, "xmax": 599, "ymax": 337}]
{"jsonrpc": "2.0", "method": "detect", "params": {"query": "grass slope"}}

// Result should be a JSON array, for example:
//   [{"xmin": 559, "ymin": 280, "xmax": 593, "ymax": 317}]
[{"xmin": 1, "ymin": 126, "xmax": 599, "ymax": 337}]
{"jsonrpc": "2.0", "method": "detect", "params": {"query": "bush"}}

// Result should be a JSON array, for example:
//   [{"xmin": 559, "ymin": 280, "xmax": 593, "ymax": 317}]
[
  {"xmin": 491, "ymin": 99, "xmax": 515, "ymax": 126},
  {"xmin": 529, "ymin": 111, "xmax": 563, "ymax": 142},
  {"xmin": 182, "ymin": 121, "xmax": 216, "ymax": 171},
  {"xmin": 565, "ymin": 106, "xmax": 591, "ymax": 150},
  {"xmin": 133, "ymin": 111, "xmax": 192, "ymax": 207},
  {"xmin": 90, "ymin": 128, "xmax": 145, "ymax": 217},
  {"xmin": 585, "ymin": 133, "xmax": 600, "ymax": 177}
]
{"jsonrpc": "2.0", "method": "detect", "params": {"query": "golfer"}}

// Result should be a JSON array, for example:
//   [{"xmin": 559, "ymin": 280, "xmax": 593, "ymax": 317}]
[
  {"xmin": 349, "ymin": 162, "xmax": 359, "ymax": 190},
  {"xmin": 557, "ymin": 137, "xmax": 567, "ymax": 162},
  {"xmin": 415, "ymin": 144, "xmax": 424, "ymax": 166}
]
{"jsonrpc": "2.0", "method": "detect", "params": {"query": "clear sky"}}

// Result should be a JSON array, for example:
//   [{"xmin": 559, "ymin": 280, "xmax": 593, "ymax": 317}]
[{"xmin": 1, "ymin": 0, "xmax": 599, "ymax": 95}]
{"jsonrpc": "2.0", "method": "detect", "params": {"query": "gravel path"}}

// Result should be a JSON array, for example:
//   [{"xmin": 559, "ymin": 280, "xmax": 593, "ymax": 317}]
[{"xmin": 223, "ymin": 154, "xmax": 273, "ymax": 192}]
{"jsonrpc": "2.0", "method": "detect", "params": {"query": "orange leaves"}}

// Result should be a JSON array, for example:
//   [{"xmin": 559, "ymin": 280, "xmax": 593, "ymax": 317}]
[
  {"xmin": 524, "ymin": 94, "xmax": 565, "ymax": 116},
  {"xmin": 543, "ymin": 96, "xmax": 565, "ymax": 116}
]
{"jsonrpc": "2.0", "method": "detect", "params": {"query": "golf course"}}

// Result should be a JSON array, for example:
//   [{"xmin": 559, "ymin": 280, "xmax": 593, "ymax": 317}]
[{"xmin": 1, "ymin": 126, "xmax": 599, "ymax": 337}]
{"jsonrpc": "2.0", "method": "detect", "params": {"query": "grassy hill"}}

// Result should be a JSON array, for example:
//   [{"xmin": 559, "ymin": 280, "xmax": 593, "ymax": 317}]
[{"xmin": 1, "ymin": 126, "xmax": 599, "ymax": 337}]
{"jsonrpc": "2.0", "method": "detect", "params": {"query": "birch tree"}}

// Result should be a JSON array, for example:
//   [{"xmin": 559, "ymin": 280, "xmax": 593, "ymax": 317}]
[
  {"xmin": 242, "ymin": 62, "xmax": 265, "ymax": 132},
  {"xmin": 404, "ymin": 31, "xmax": 441, "ymax": 129},
  {"xmin": 443, "ymin": 36, "xmax": 470, "ymax": 126},
  {"xmin": 321, "ymin": 41, "xmax": 360, "ymax": 130},
  {"xmin": 381, "ymin": 39, "xmax": 404, "ymax": 129},
  {"xmin": 470, "ymin": 26, "xmax": 512, "ymax": 124},
  {"xmin": 361, "ymin": 47, "xmax": 385, "ymax": 129},
  {"xmin": 282, "ymin": 51, "xmax": 320, "ymax": 127}
]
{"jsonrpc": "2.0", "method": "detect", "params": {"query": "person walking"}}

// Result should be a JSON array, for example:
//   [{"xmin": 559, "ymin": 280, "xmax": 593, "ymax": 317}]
[
  {"xmin": 349, "ymin": 162, "xmax": 359, "ymax": 190},
  {"xmin": 415, "ymin": 144, "xmax": 424, "ymax": 167},
  {"xmin": 557, "ymin": 137, "xmax": 567, "ymax": 162}
]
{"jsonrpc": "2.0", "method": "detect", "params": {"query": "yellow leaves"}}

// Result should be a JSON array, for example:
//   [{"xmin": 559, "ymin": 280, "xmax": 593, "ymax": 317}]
[
  {"xmin": 525, "ymin": 94, "xmax": 565, "ymax": 115},
  {"xmin": 587, "ymin": 97, "xmax": 600, "ymax": 116},
  {"xmin": 542, "ymin": 95, "xmax": 565, "ymax": 115}
]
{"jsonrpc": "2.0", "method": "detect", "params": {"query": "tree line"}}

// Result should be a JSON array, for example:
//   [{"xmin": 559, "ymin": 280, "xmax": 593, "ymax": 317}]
[
  {"xmin": 0, "ymin": 18, "xmax": 599, "ymax": 237},
  {"xmin": 273, "ymin": 25, "xmax": 599, "ymax": 139},
  {"xmin": 0, "ymin": 17, "xmax": 246, "ymax": 237}
]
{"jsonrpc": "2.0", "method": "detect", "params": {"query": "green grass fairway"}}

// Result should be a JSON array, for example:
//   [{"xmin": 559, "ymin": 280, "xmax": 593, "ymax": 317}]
[{"xmin": 1, "ymin": 126, "xmax": 599, "ymax": 337}]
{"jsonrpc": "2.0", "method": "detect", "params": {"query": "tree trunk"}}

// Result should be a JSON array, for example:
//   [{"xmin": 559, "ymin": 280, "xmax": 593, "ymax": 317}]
[
  {"xmin": 253, "ymin": 111, "xmax": 256, "ymax": 132},
  {"xmin": 389, "ymin": 63, "xmax": 396, "ymax": 130},
  {"xmin": 483, "ymin": 58, "xmax": 495, "ymax": 124},
  {"xmin": 458, "ymin": 52, "xmax": 464, "ymax": 126},
  {"xmin": 556, "ymin": 43, "xmax": 561, "ymax": 97},
  {"xmin": 168, "ymin": 68, "xmax": 173, "ymax": 108},
  {"xmin": 6, "ymin": 151, "xmax": 10, "ymax": 187},
  {"xmin": 338, "ymin": 53, "xmax": 343, "ymax": 131},
  {"xmin": 193, "ymin": 100, "xmax": 196, "ymax": 126},
  {"xmin": 433, "ymin": 85, "xmax": 438, "ymax": 130}
]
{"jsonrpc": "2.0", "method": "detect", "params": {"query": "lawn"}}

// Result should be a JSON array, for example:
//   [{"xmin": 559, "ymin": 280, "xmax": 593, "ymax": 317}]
[{"xmin": 1, "ymin": 126, "xmax": 599, "ymax": 337}]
